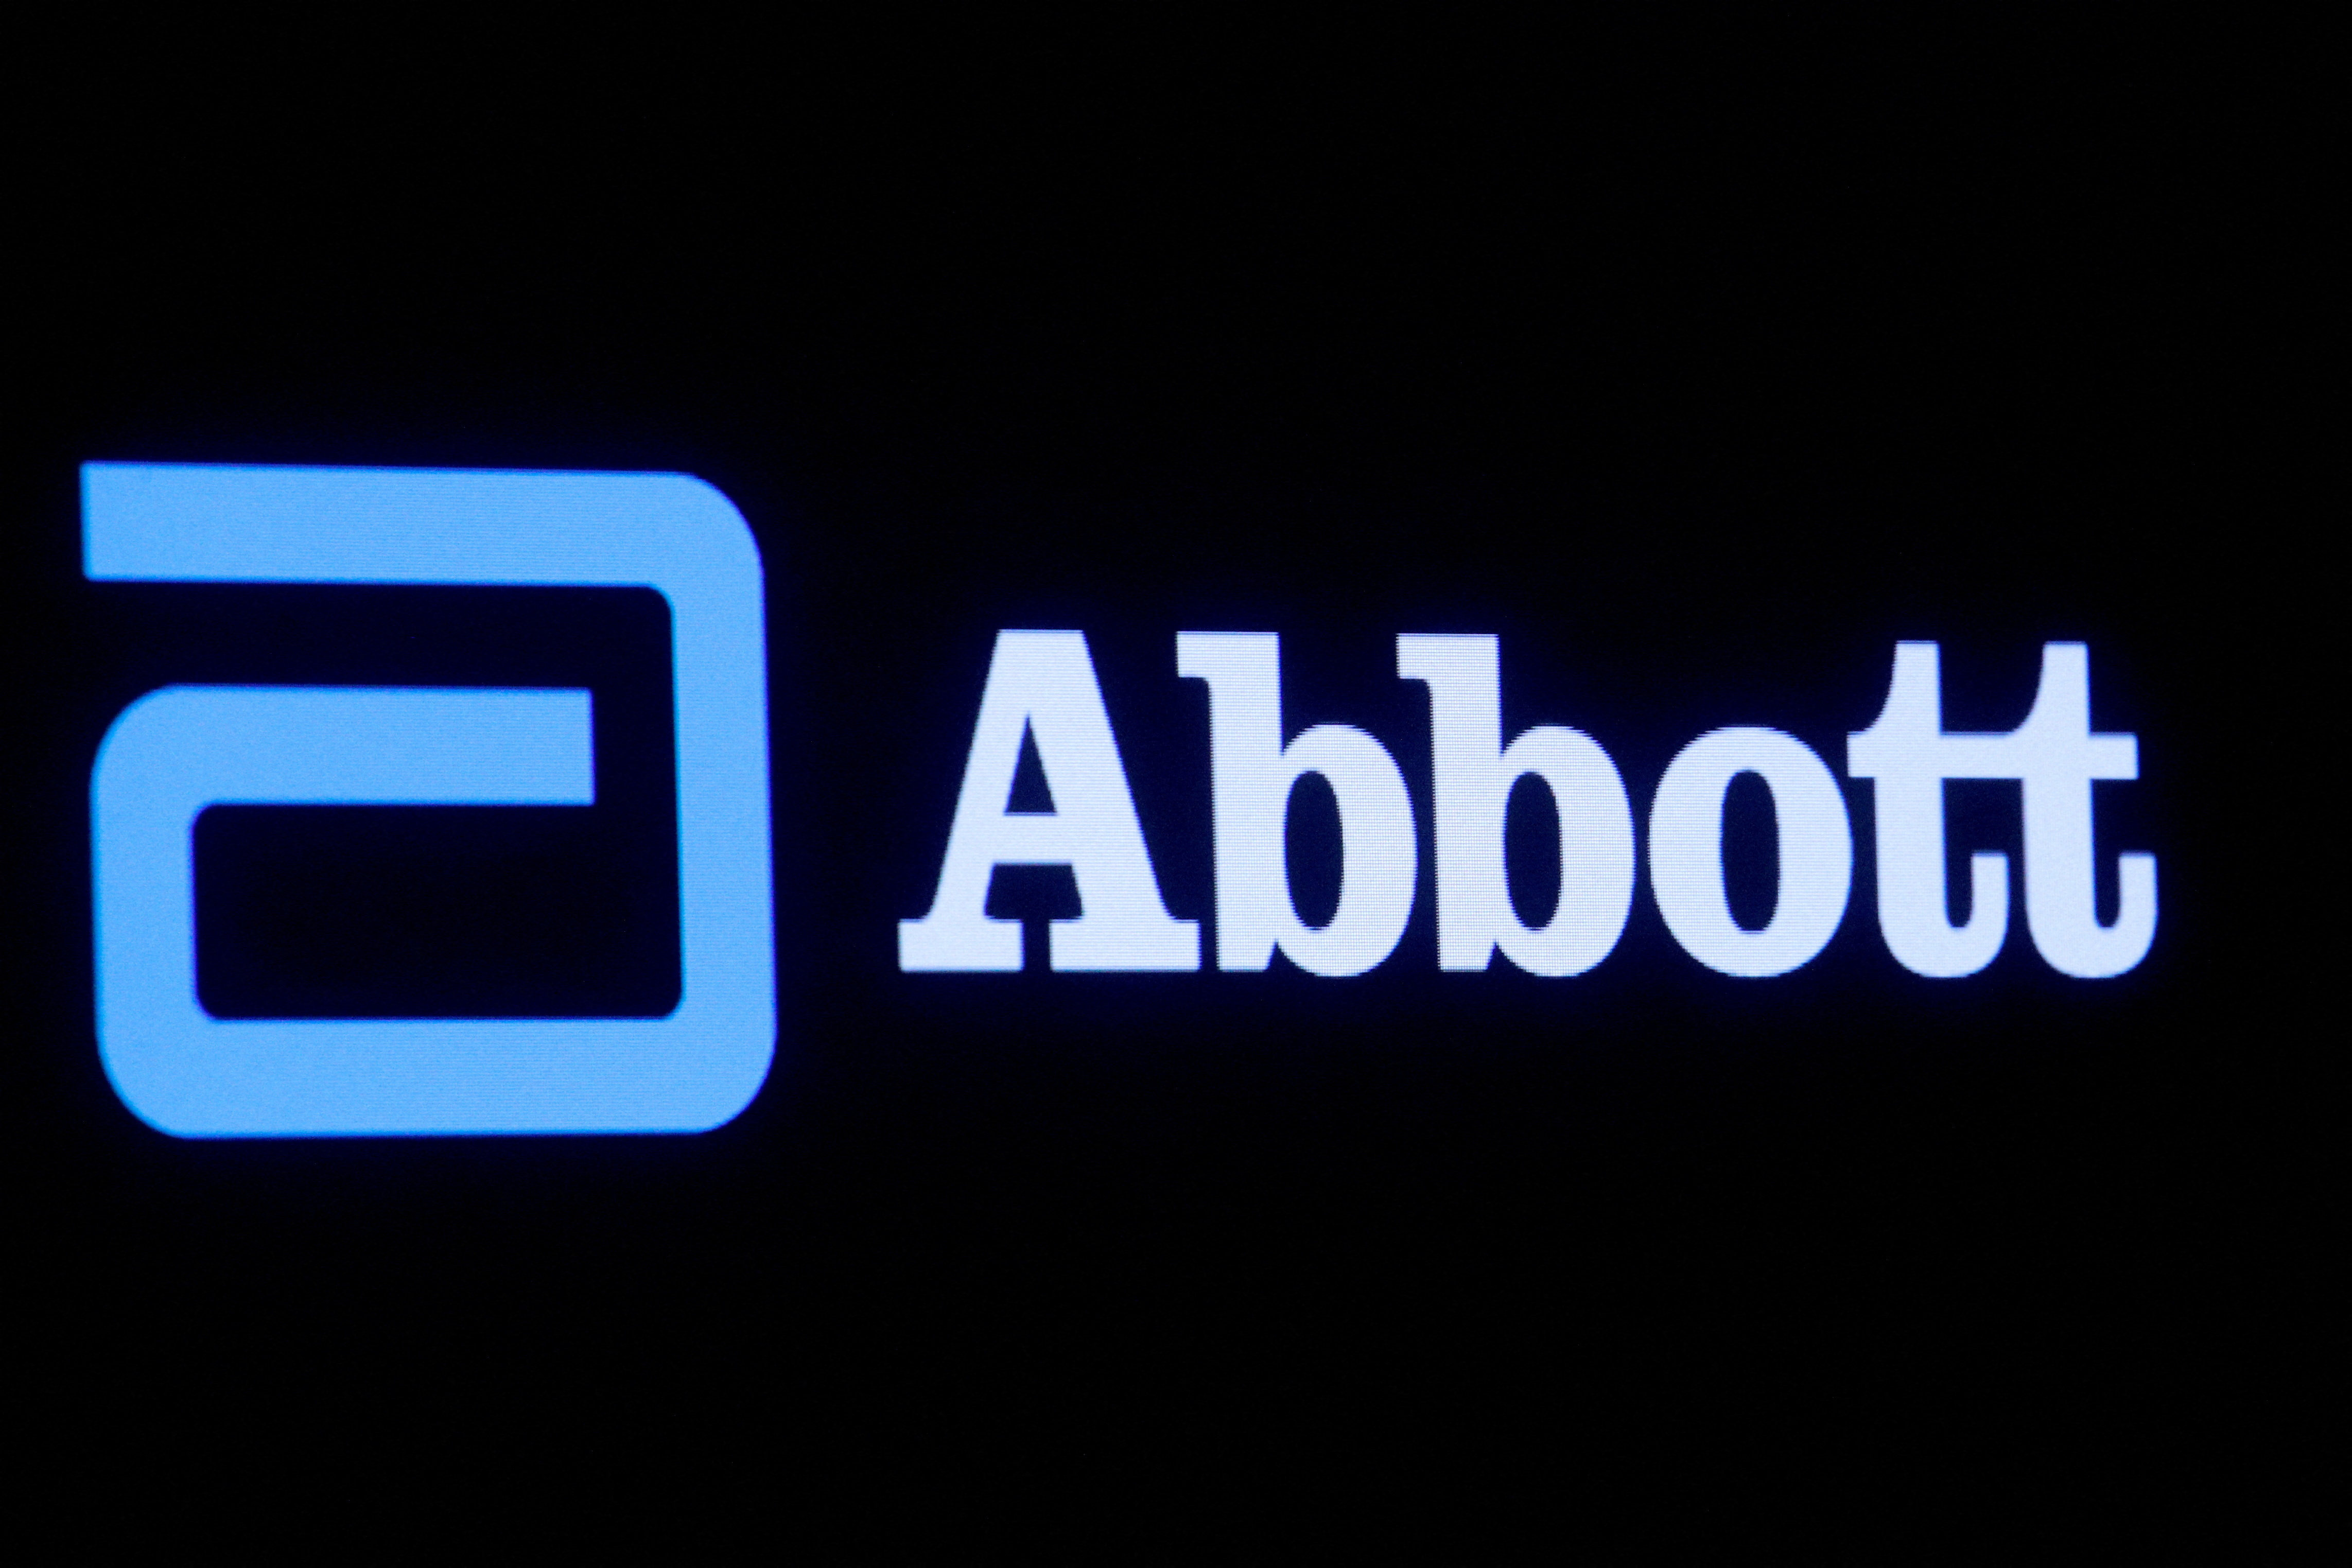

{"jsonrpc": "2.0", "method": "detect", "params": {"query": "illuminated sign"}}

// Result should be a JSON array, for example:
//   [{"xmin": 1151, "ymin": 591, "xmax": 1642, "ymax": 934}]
[
  {"xmin": 904, "ymin": 630, "xmax": 2155, "ymax": 980},
  {"xmin": 85, "ymin": 464, "xmax": 776, "ymax": 1137},
  {"xmin": 82, "ymin": 463, "xmax": 2155, "ymax": 1142}
]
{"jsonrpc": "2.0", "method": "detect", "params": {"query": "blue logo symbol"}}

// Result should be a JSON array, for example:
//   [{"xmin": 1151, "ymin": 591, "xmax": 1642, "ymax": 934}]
[{"xmin": 86, "ymin": 464, "xmax": 776, "ymax": 1136}]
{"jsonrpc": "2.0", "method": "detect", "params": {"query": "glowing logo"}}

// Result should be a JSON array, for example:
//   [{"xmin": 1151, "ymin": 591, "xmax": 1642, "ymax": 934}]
[
  {"xmin": 905, "ymin": 631, "xmax": 2154, "ymax": 980},
  {"xmin": 87, "ymin": 464, "xmax": 775, "ymax": 1136}
]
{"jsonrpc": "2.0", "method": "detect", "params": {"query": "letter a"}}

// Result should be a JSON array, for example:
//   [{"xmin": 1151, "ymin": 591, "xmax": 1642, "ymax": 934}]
[{"xmin": 900, "ymin": 631, "xmax": 1199, "ymax": 971}]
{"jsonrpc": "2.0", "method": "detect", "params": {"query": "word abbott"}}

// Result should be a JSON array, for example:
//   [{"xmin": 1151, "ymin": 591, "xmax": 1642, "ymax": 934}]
[{"xmin": 900, "ymin": 633, "xmax": 2153, "ymax": 982}]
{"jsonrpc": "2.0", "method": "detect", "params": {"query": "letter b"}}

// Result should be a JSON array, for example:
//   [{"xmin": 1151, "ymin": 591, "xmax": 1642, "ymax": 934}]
[
  {"xmin": 1397, "ymin": 635, "xmax": 1633, "ymax": 975},
  {"xmin": 1178, "ymin": 633, "xmax": 1417, "ymax": 977}
]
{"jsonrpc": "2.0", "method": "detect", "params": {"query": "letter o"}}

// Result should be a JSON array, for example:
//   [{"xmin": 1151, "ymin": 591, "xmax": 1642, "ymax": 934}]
[{"xmin": 1648, "ymin": 727, "xmax": 1852, "ymax": 978}]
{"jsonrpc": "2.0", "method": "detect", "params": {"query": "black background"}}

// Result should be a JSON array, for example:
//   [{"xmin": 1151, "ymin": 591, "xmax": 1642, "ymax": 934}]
[{"xmin": 9, "ymin": 15, "xmax": 2311, "ymax": 1547}]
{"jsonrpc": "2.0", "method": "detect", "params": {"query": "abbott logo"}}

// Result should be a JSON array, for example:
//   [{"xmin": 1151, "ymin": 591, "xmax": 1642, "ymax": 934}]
[
  {"xmin": 86, "ymin": 464, "xmax": 775, "ymax": 1137},
  {"xmin": 902, "ymin": 631, "xmax": 2155, "ymax": 981}
]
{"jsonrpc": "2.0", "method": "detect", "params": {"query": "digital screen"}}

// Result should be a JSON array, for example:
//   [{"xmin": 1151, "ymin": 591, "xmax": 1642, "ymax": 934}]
[{"xmin": 14, "ymin": 47, "xmax": 2277, "ymax": 1535}]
